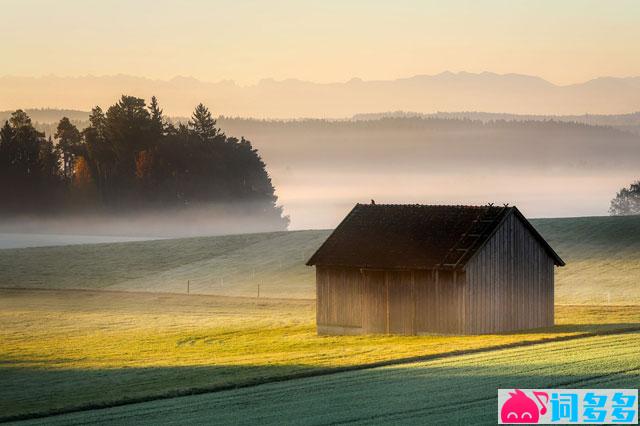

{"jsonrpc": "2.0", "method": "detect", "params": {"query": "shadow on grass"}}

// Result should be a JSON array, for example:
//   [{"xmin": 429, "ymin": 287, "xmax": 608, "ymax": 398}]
[
  {"xmin": 0, "ymin": 364, "xmax": 322, "ymax": 422},
  {"xmin": 4, "ymin": 358, "xmax": 640, "ymax": 425},
  {"xmin": 4, "ymin": 323, "xmax": 640, "ymax": 423}
]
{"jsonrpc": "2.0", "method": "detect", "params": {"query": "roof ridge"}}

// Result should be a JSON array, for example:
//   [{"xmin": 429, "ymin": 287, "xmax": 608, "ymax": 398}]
[{"xmin": 357, "ymin": 203, "xmax": 501, "ymax": 208}]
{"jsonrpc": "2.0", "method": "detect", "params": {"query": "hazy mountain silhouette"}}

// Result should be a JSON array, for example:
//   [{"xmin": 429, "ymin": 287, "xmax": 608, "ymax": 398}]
[{"xmin": 2, "ymin": 72, "xmax": 640, "ymax": 117}]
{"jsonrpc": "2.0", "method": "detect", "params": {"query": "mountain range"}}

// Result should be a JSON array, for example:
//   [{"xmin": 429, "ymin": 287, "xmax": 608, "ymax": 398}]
[{"xmin": 2, "ymin": 72, "xmax": 640, "ymax": 117}]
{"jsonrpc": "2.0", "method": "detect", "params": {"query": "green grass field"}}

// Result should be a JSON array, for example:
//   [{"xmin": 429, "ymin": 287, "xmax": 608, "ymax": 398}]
[
  {"xmin": 533, "ymin": 215, "xmax": 640, "ymax": 304},
  {"xmin": 1, "ymin": 215, "xmax": 640, "ymax": 302},
  {"xmin": 1, "ymin": 289, "xmax": 639, "ymax": 422},
  {"xmin": 14, "ymin": 329, "xmax": 640, "ymax": 425},
  {"xmin": 0, "ymin": 230, "xmax": 328, "ymax": 299},
  {"xmin": 1, "ymin": 214, "xmax": 639, "ymax": 423}
]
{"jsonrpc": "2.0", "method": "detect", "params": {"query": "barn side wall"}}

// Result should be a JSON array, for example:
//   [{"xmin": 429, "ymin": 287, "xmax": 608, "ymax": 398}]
[
  {"xmin": 316, "ymin": 266, "xmax": 364, "ymax": 335},
  {"xmin": 414, "ymin": 270, "xmax": 466, "ymax": 334},
  {"xmin": 464, "ymin": 213, "xmax": 555, "ymax": 334},
  {"xmin": 316, "ymin": 266, "xmax": 465, "ymax": 335}
]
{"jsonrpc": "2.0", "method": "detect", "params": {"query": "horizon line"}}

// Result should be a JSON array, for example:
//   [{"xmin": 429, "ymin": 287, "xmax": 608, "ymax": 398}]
[{"xmin": 1, "ymin": 70, "xmax": 639, "ymax": 89}]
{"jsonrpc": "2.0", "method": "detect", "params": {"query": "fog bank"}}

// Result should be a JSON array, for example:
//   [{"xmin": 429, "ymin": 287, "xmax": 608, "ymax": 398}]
[{"xmin": 0, "ymin": 203, "xmax": 289, "ymax": 239}]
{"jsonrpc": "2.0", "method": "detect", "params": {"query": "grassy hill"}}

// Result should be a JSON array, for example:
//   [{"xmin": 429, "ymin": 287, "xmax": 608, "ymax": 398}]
[
  {"xmin": 0, "ymin": 215, "xmax": 639, "ymax": 303},
  {"xmin": 533, "ymin": 215, "xmax": 640, "ymax": 304},
  {"xmin": 2, "ymin": 289, "xmax": 638, "ymax": 422},
  {"xmin": 2, "ymin": 215, "xmax": 639, "ymax": 423},
  {"xmin": 0, "ymin": 230, "xmax": 329, "ymax": 299}
]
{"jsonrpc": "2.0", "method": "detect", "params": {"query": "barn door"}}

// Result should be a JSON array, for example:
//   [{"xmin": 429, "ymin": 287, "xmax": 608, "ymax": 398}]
[{"xmin": 387, "ymin": 271, "xmax": 415, "ymax": 335}]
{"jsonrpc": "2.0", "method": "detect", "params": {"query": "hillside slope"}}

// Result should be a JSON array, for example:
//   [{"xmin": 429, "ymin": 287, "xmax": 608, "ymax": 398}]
[
  {"xmin": 0, "ymin": 215, "xmax": 638, "ymax": 303},
  {"xmin": 533, "ymin": 215, "xmax": 640, "ymax": 304},
  {"xmin": 0, "ymin": 230, "xmax": 329, "ymax": 299}
]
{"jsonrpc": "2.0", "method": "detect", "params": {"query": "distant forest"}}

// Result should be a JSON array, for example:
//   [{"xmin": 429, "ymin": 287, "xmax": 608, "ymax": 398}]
[
  {"xmin": 3, "ymin": 107, "xmax": 640, "ymax": 230},
  {"xmin": 6, "ymin": 109, "xmax": 640, "ymax": 176},
  {"xmin": 4, "ymin": 108, "xmax": 640, "ymax": 138},
  {"xmin": 0, "ymin": 97, "xmax": 288, "ymax": 230},
  {"xmin": 213, "ymin": 116, "xmax": 640, "ymax": 174},
  {"xmin": 351, "ymin": 111, "xmax": 640, "ymax": 136}
]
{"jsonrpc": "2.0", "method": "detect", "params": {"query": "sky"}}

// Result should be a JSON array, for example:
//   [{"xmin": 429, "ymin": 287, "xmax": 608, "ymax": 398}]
[{"xmin": 2, "ymin": 0, "xmax": 640, "ymax": 85}]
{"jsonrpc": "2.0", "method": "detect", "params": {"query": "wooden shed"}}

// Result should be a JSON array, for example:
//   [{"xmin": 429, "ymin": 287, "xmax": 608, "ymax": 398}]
[{"xmin": 306, "ymin": 204, "xmax": 565, "ymax": 335}]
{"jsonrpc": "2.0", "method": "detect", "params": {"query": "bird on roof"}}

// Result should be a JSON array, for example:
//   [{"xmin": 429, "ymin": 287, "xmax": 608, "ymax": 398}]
[{"xmin": 371, "ymin": 199, "xmax": 376, "ymax": 205}]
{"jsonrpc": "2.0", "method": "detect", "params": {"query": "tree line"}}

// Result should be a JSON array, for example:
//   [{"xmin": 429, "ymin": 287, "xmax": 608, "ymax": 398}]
[{"xmin": 0, "ymin": 95, "xmax": 288, "ymax": 229}]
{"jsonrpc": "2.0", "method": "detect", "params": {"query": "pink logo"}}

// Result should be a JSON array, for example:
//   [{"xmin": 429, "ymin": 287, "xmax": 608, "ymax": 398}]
[{"xmin": 501, "ymin": 389, "xmax": 549, "ymax": 423}]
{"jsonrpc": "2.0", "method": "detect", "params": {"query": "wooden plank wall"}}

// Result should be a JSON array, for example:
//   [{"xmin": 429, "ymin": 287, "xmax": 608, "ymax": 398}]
[
  {"xmin": 316, "ymin": 266, "xmax": 466, "ymax": 335},
  {"xmin": 414, "ymin": 270, "xmax": 465, "ymax": 334},
  {"xmin": 362, "ymin": 270, "xmax": 387, "ymax": 333},
  {"xmin": 316, "ymin": 266, "xmax": 363, "ymax": 334},
  {"xmin": 387, "ymin": 271, "xmax": 414, "ymax": 334},
  {"xmin": 464, "ymin": 213, "xmax": 555, "ymax": 334}
]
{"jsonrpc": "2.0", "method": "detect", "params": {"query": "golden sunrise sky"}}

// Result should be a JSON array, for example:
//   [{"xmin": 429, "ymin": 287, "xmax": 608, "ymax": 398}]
[{"xmin": 2, "ymin": 0, "xmax": 639, "ymax": 85}]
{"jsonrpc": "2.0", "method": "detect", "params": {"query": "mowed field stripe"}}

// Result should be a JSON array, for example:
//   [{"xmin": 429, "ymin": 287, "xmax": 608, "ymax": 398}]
[
  {"xmin": 12, "ymin": 331, "xmax": 640, "ymax": 426},
  {"xmin": 4, "ymin": 326, "xmax": 640, "ymax": 424},
  {"xmin": 331, "ymin": 367, "xmax": 640, "ymax": 426}
]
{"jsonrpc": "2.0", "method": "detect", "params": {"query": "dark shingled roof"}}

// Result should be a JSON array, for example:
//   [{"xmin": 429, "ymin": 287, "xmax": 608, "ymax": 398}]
[{"xmin": 306, "ymin": 204, "xmax": 564, "ymax": 269}]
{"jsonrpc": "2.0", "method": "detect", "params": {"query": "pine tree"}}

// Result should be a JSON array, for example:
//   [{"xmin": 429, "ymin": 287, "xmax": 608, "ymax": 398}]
[
  {"xmin": 9, "ymin": 109, "xmax": 32, "ymax": 129},
  {"xmin": 88, "ymin": 106, "xmax": 106, "ymax": 137},
  {"xmin": 54, "ymin": 117, "xmax": 82, "ymax": 180},
  {"xmin": 148, "ymin": 96, "xmax": 165, "ymax": 137},
  {"xmin": 189, "ymin": 103, "xmax": 218, "ymax": 141},
  {"xmin": 82, "ymin": 106, "xmax": 110, "ymax": 203},
  {"xmin": 39, "ymin": 136, "xmax": 62, "ymax": 181},
  {"xmin": 1, "ymin": 110, "xmax": 63, "ymax": 212},
  {"xmin": 0, "ymin": 121, "xmax": 15, "ymax": 160}
]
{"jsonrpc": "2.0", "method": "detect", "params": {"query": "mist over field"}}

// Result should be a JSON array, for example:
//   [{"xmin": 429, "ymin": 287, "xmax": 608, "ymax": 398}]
[
  {"xmin": 0, "ymin": 203, "xmax": 290, "ymax": 239},
  {"xmin": 3, "ymin": 110, "xmax": 640, "ymax": 231},
  {"xmin": 219, "ymin": 118, "xmax": 640, "ymax": 228}
]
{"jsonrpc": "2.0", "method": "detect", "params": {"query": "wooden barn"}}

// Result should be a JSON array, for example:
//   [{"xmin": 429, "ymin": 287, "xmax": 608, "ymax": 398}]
[{"xmin": 306, "ymin": 203, "xmax": 565, "ymax": 335}]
